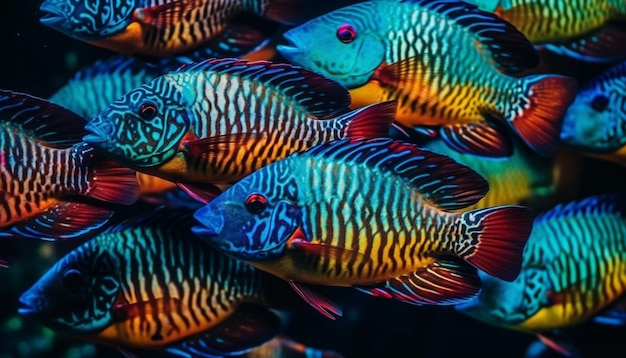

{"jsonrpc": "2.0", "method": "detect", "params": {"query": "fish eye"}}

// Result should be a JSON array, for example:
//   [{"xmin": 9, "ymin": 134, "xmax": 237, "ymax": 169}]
[
  {"xmin": 139, "ymin": 101, "xmax": 158, "ymax": 120},
  {"xmin": 245, "ymin": 193, "xmax": 267, "ymax": 214},
  {"xmin": 336, "ymin": 24, "xmax": 357, "ymax": 44},
  {"xmin": 62, "ymin": 269, "xmax": 83, "ymax": 289},
  {"xmin": 591, "ymin": 95, "xmax": 609, "ymax": 112}
]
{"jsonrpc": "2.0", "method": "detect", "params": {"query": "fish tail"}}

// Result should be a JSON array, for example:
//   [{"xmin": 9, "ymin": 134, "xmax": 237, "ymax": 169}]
[
  {"xmin": 508, "ymin": 74, "xmax": 578, "ymax": 156},
  {"xmin": 338, "ymin": 100, "xmax": 397, "ymax": 138},
  {"xmin": 459, "ymin": 205, "xmax": 532, "ymax": 282},
  {"xmin": 78, "ymin": 144, "xmax": 140, "ymax": 205},
  {"xmin": 262, "ymin": 0, "xmax": 304, "ymax": 25}
]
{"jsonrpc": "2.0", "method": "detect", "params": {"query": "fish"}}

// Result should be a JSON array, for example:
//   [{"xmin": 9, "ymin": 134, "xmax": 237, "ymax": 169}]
[
  {"xmin": 17, "ymin": 206, "xmax": 337, "ymax": 357},
  {"xmin": 50, "ymin": 41, "xmax": 280, "ymax": 120},
  {"xmin": 276, "ymin": 0, "xmax": 578, "ymax": 158},
  {"xmin": 465, "ymin": 0, "xmax": 626, "ymax": 63},
  {"xmin": 560, "ymin": 60, "xmax": 626, "ymax": 167},
  {"xmin": 192, "ymin": 137, "xmax": 533, "ymax": 315},
  {"xmin": 244, "ymin": 335, "xmax": 343, "ymax": 358},
  {"xmin": 38, "ymin": 0, "xmax": 297, "ymax": 57},
  {"xmin": 455, "ymin": 193, "xmax": 626, "ymax": 356},
  {"xmin": 422, "ymin": 136, "xmax": 560, "ymax": 211},
  {"xmin": 83, "ymin": 58, "xmax": 397, "ymax": 203},
  {"xmin": 0, "ymin": 90, "xmax": 139, "ymax": 240}
]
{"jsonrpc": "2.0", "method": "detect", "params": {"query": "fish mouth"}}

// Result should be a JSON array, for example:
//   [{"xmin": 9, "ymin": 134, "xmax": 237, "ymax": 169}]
[
  {"xmin": 17, "ymin": 294, "xmax": 40, "ymax": 317},
  {"xmin": 276, "ymin": 32, "xmax": 304, "ymax": 61},
  {"xmin": 83, "ymin": 122, "xmax": 110, "ymax": 144},
  {"xmin": 192, "ymin": 207, "xmax": 224, "ymax": 236},
  {"xmin": 38, "ymin": 2, "xmax": 68, "ymax": 27}
]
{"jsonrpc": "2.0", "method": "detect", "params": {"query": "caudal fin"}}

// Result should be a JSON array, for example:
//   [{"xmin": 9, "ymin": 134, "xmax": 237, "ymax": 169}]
[
  {"xmin": 79, "ymin": 144, "xmax": 140, "ymax": 205},
  {"xmin": 460, "ymin": 205, "xmax": 533, "ymax": 282},
  {"xmin": 338, "ymin": 101, "xmax": 397, "ymax": 139},
  {"xmin": 509, "ymin": 75, "xmax": 578, "ymax": 156}
]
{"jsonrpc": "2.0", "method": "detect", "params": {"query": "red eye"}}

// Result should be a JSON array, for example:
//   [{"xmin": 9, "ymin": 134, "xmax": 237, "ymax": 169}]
[
  {"xmin": 245, "ymin": 193, "xmax": 267, "ymax": 214},
  {"xmin": 336, "ymin": 24, "xmax": 356, "ymax": 43},
  {"xmin": 139, "ymin": 101, "xmax": 158, "ymax": 120}
]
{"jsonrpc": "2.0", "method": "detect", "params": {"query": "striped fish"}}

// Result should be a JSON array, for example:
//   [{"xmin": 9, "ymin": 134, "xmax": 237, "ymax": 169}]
[
  {"xmin": 83, "ymin": 58, "xmax": 397, "ymax": 203},
  {"xmin": 39, "ymin": 0, "xmax": 295, "ymax": 57},
  {"xmin": 561, "ymin": 60, "xmax": 626, "ymax": 167},
  {"xmin": 0, "ymin": 90, "xmax": 139, "ymax": 240},
  {"xmin": 193, "ymin": 137, "xmax": 533, "ymax": 313},
  {"xmin": 455, "ymin": 193, "xmax": 626, "ymax": 356},
  {"xmin": 17, "ymin": 206, "xmax": 331, "ymax": 357},
  {"xmin": 277, "ymin": 0, "xmax": 578, "ymax": 158},
  {"xmin": 466, "ymin": 0, "xmax": 626, "ymax": 63}
]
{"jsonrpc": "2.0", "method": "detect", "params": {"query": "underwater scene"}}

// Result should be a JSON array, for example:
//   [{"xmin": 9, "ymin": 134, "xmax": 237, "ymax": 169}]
[{"xmin": 2, "ymin": 0, "xmax": 626, "ymax": 357}]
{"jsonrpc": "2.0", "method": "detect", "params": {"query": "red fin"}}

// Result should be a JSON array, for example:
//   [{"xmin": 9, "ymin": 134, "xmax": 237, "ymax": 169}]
[
  {"xmin": 536, "ymin": 333, "xmax": 582, "ymax": 357},
  {"xmin": 356, "ymin": 260, "xmax": 481, "ymax": 305},
  {"xmin": 509, "ymin": 74, "xmax": 578, "ymax": 156},
  {"xmin": 263, "ymin": 0, "xmax": 304, "ymax": 25},
  {"xmin": 182, "ymin": 133, "xmax": 262, "ymax": 157},
  {"xmin": 439, "ymin": 121, "xmax": 514, "ymax": 158},
  {"xmin": 289, "ymin": 237, "xmax": 371, "ymax": 265},
  {"xmin": 288, "ymin": 280, "xmax": 342, "ymax": 320},
  {"xmin": 340, "ymin": 100, "xmax": 396, "ymax": 138},
  {"xmin": 89, "ymin": 160, "xmax": 140, "ymax": 205},
  {"xmin": 0, "ymin": 257, "xmax": 9, "ymax": 268},
  {"xmin": 461, "ymin": 205, "xmax": 532, "ymax": 282},
  {"xmin": 6, "ymin": 201, "xmax": 114, "ymax": 240},
  {"xmin": 542, "ymin": 23, "xmax": 626, "ymax": 64},
  {"xmin": 132, "ymin": 0, "xmax": 200, "ymax": 28},
  {"xmin": 176, "ymin": 182, "xmax": 222, "ymax": 204}
]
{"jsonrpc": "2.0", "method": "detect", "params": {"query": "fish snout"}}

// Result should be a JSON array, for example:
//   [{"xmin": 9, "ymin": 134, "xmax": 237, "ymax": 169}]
[
  {"xmin": 83, "ymin": 121, "xmax": 114, "ymax": 144},
  {"xmin": 39, "ymin": 0, "xmax": 69, "ymax": 26},
  {"xmin": 192, "ymin": 207, "xmax": 225, "ymax": 236},
  {"xmin": 17, "ymin": 290, "xmax": 44, "ymax": 317}
]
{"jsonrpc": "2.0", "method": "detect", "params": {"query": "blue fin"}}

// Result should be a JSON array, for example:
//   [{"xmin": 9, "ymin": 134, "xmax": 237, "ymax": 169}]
[
  {"xmin": 393, "ymin": 0, "xmax": 539, "ymax": 74},
  {"xmin": 533, "ymin": 192, "xmax": 626, "ymax": 225},
  {"xmin": 165, "ymin": 303, "xmax": 280, "ymax": 358},
  {"xmin": 0, "ymin": 90, "xmax": 88, "ymax": 147},
  {"xmin": 294, "ymin": 137, "xmax": 489, "ymax": 210},
  {"xmin": 175, "ymin": 58, "xmax": 352, "ymax": 118},
  {"xmin": 541, "ymin": 22, "xmax": 626, "ymax": 64}
]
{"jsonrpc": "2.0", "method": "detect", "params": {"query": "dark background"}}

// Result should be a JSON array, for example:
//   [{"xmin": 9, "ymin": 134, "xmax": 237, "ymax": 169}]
[{"xmin": 1, "ymin": 1, "xmax": 626, "ymax": 357}]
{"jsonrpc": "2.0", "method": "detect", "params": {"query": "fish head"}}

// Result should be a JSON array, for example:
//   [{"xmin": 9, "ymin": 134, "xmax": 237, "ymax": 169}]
[
  {"xmin": 39, "ymin": 0, "xmax": 137, "ymax": 41},
  {"xmin": 193, "ymin": 170, "xmax": 303, "ymax": 262},
  {"xmin": 560, "ymin": 87, "xmax": 626, "ymax": 153},
  {"xmin": 277, "ymin": 2, "xmax": 386, "ymax": 88},
  {"xmin": 455, "ymin": 268, "xmax": 544, "ymax": 329},
  {"xmin": 84, "ymin": 78, "xmax": 191, "ymax": 168},
  {"xmin": 18, "ymin": 242, "xmax": 121, "ymax": 334}
]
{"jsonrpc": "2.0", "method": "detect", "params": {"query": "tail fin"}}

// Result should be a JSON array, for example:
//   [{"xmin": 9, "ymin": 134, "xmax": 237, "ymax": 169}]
[
  {"xmin": 460, "ymin": 205, "xmax": 533, "ymax": 281},
  {"xmin": 338, "ymin": 101, "xmax": 397, "ymax": 139},
  {"xmin": 508, "ymin": 75, "xmax": 578, "ymax": 156},
  {"xmin": 79, "ymin": 144, "xmax": 140, "ymax": 205}
]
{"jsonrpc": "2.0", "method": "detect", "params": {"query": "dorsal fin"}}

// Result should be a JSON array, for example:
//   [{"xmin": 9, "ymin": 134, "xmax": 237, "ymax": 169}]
[
  {"xmin": 390, "ymin": 0, "xmax": 539, "ymax": 74},
  {"xmin": 175, "ymin": 58, "xmax": 352, "ymax": 117},
  {"xmin": 295, "ymin": 137, "xmax": 489, "ymax": 210},
  {"xmin": 0, "ymin": 90, "xmax": 88, "ymax": 147},
  {"xmin": 534, "ymin": 193, "xmax": 626, "ymax": 224}
]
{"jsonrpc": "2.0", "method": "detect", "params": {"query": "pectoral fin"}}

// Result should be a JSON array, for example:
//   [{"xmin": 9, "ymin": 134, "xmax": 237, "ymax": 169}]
[
  {"xmin": 439, "ymin": 120, "xmax": 514, "ymax": 158},
  {"xmin": 288, "ymin": 280, "xmax": 343, "ymax": 320}
]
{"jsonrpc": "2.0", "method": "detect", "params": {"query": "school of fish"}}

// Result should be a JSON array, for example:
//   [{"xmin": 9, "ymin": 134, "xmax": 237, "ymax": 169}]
[{"xmin": 2, "ymin": 0, "xmax": 626, "ymax": 357}]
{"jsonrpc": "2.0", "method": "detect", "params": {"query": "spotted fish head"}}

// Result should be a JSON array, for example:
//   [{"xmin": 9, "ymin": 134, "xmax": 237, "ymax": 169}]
[
  {"xmin": 277, "ymin": 2, "xmax": 386, "ymax": 88},
  {"xmin": 560, "ymin": 87, "xmax": 626, "ymax": 153},
  {"xmin": 39, "ymin": 0, "xmax": 137, "ymax": 41},
  {"xmin": 84, "ymin": 78, "xmax": 191, "ymax": 167},
  {"xmin": 18, "ymin": 242, "xmax": 121, "ymax": 334},
  {"xmin": 193, "ymin": 170, "xmax": 303, "ymax": 262}
]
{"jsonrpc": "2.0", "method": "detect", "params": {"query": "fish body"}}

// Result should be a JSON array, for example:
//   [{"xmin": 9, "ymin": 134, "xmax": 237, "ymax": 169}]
[
  {"xmin": 277, "ymin": 0, "xmax": 578, "ymax": 158},
  {"xmin": 560, "ymin": 60, "xmax": 626, "ymax": 166},
  {"xmin": 39, "ymin": 0, "xmax": 297, "ymax": 57},
  {"xmin": 193, "ymin": 137, "xmax": 532, "ymax": 310},
  {"xmin": 467, "ymin": 0, "xmax": 626, "ymax": 62},
  {"xmin": 0, "ymin": 90, "xmax": 139, "ymax": 240},
  {"xmin": 83, "ymin": 58, "xmax": 395, "ymax": 201},
  {"xmin": 456, "ymin": 193, "xmax": 626, "ymax": 334},
  {"xmin": 18, "ymin": 207, "xmax": 312, "ymax": 356}
]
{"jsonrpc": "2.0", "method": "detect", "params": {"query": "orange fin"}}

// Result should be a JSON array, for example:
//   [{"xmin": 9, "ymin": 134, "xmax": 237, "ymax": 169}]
[
  {"xmin": 508, "ymin": 74, "xmax": 578, "ymax": 156},
  {"xmin": 536, "ymin": 332, "xmax": 582, "ymax": 357},
  {"xmin": 88, "ymin": 159, "xmax": 140, "ymax": 206},
  {"xmin": 439, "ymin": 121, "xmax": 514, "ymax": 158},
  {"xmin": 176, "ymin": 182, "xmax": 223, "ymax": 204},
  {"xmin": 288, "ymin": 280, "xmax": 342, "ymax": 320},
  {"xmin": 133, "ymin": 0, "xmax": 201, "ymax": 28},
  {"xmin": 461, "ymin": 205, "xmax": 532, "ymax": 281},
  {"xmin": 372, "ymin": 58, "xmax": 436, "ymax": 101},
  {"xmin": 289, "ymin": 237, "xmax": 371, "ymax": 266},
  {"xmin": 355, "ymin": 260, "xmax": 481, "ymax": 305},
  {"xmin": 182, "ymin": 132, "xmax": 262, "ymax": 157}
]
